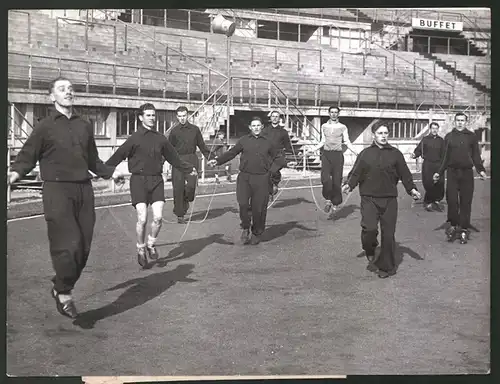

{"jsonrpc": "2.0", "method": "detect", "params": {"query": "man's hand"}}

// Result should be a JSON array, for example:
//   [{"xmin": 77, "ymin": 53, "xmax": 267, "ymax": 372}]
[
  {"xmin": 410, "ymin": 153, "xmax": 416, "ymax": 159},
  {"xmin": 112, "ymin": 170, "xmax": 125, "ymax": 185},
  {"xmin": 410, "ymin": 189, "xmax": 421, "ymax": 200},
  {"xmin": 479, "ymin": 171, "xmax": 487, "ymax": 180},
  {"xmin": 207, "ymin": 160, "xmax": 218, "ymax": 167},
  {"xmin": 287, "ymin": 161, "xmax": 297, "ymax": 168},
  {"xmin": 7, "ymin": 171, "xmax": 20, "ymax": 185},
  {"xmin": 341, "ymin": 184, "xmax": 351, "ymax": 194},
  {"xmin": 189, "ymin": 168, "xmax": 198, "ymax": 176},
  {"xmin": 433, "ymin": 173, "xmax": 440, "ymax": 183}
]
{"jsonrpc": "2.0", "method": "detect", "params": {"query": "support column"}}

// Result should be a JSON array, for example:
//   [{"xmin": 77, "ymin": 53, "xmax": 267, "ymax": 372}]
[{"xmin": 311, "ymin": 117, "xmax": 321, "ymax": 141}]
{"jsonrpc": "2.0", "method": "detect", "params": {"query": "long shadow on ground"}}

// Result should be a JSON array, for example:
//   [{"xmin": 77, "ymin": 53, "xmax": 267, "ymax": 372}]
[
  {"xmin": 260, "ymin": 221, "xmax": 317, "ymax": 242},
  {"xmin": 153, "ymin": 234, "xmax": 235, "ymax": 268},
  {"xmin": 73, "ymin": 264, "xmax": 197, "ymax": 329},
  {"xmin": 270, "ymin": 197, "xmax": 312, "ymax": 209},
  {"xmin": 187, "ymin": 206, "xmax": 239, "ymax": 221}
]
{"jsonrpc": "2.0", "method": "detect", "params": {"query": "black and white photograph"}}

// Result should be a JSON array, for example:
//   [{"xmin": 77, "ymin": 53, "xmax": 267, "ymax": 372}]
[{"xmin": 6, "ymin": 7, "xmax": 490, "ymax": 380}]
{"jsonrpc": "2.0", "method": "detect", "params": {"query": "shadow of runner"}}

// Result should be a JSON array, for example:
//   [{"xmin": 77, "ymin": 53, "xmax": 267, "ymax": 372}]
[
  {"xmin": 153, "ymin": 234, "xmax": 235, "ymax": 268},
  {"xmin": 270, "ymin": 197, "xmax": 312, "ymax": 209},
  {"xmin": 188, "ymin": 206, "xmax": 239, "ymax": 221},
  {"xmin": 73, "ymin": 264, "xmax": 197, "ymax": 329},
  {"xmin": 260, "ymin": 221, "xmax": 317, "ymax": 242}
]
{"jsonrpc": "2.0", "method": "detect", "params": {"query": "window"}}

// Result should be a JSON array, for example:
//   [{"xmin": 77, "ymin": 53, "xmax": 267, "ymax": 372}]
[
  {"xmin": 117, "ymin": 109, "xmax": 138, "ymax": 137},
  {"xmin": 117, "ymin": 108, "xmax": 178, "ymax": 137},
  {"xmin": 155, "ymin": 110, "xmax": 177, "ymax": 135},
  {"xmin": 75, "ymin": 107, "xmax": 109, "ymax": 137},
  {"xmin": 389, "ymin": 120, "xmax": 426, "ymax": 139}
]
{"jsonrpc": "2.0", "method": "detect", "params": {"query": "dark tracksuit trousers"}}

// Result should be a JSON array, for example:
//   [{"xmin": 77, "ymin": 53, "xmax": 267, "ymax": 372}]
[
  {"xmin": 237, "ymin": 172, "xmax": 270, "ymax": 236},
  {"xmin": 269, "ymin": 152, "xmax": 287, "ymax": 191},
  {"xmin": 321, "ymin": 150, "xmax": 344, "ymax": 205},
  {"xmin": 360, "ymin": 196, "xmax": 398, "ymax": 274},
  {"xmin": 446, "ymin": 167, "xmax": 474, "ymax": 229},
  {"xmin": 422, "ymin": 160, "xmax": 445, "ymax": 204},
  {"xmin": 172, "ymin": 153, "xmax": 199, "ymax": 217},
  {"xmin": 42, "ymin": 181, "xmax": 96, "ymax": 294}
]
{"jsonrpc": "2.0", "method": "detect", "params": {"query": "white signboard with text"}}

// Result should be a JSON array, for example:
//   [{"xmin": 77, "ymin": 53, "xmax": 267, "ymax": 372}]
[{"xmin": 412, "ymin": 18, "xmax": 464, "ymax": 32}]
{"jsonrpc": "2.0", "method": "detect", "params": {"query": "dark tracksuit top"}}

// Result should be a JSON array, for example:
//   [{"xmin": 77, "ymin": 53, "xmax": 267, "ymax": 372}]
[
  {"xmin": 105, "ymin": 125, "xmax": 194, "ymax": 175},
  {"xmin": 436, "ymin": 128, "xmax": 485, "ymax": 229},
  {"xmin": 167, "ymin": 122, "xmax": 211, "ymax": 217},
  {"xmin": 346, "ymin": 143, "xmax": 417, "ymax": 274},
  {"xmin": 437, "ymin": 128, "xmax": 485, "ymax": 175},
  {"xmin": 413, "ymin": 134, "xmax": 446, "ymax": 203},
  {"xmin": 347, "ymin": 143, "xmax": 417, "ymax": 197},
  {"xmin": 105, "ymin": 125, "xmax": 194, "ymax": 206},
  {"xmin": 262, "ymin": 123, "xmax": 293, "ymax": 187},
  {"xmin": 215, "ymin": 134, "xmax": 277, "ymax": 236},
  {"xmin": 10, "ymin": 110, "xmax": 115, "ymax": 294}
]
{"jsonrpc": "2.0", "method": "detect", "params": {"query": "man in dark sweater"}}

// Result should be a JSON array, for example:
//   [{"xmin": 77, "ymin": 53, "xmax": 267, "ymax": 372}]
[
  {"xmin": 411, "ymin": 122, "xmax": 446, "ymax": 211},
  {"xmin": 262, "ymin": 111, "xmax": 294, "ymax": 198},
  {"xmin": 105, "ymin": 103, "xmax": 197, "ymax": 267},
  {"xmin": 7, "ymin": 77, "xmax": 124, "ymax": 318},
  {"xmin": 342, "ymin": 124, "xmax": 421, "ymax": 279},
  {"xmin": 207, "ymin": 117, "xmax": 277, "ymax": 245},
  {"xmin": 168, "ymin": 106, "xmax": 212, "ymax": 224},
  {"xmin": 433, "ymin": 112, "xmax": 487, "ymax": 244}
]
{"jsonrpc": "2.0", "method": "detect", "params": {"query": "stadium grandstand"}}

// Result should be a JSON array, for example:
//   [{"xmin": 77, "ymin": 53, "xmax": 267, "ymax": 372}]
[{"xmin": 7, "ymin": 8, "xmax": 491, "ymax": 195}]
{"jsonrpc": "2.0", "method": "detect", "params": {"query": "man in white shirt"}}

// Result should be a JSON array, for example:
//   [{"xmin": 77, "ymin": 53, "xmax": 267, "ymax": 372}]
[{"xmin": 308, "ymin": 106, "xmax": 357, "ymax": 213}]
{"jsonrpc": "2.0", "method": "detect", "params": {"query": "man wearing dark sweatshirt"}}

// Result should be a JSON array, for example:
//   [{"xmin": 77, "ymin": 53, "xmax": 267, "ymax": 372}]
[
  {"xmin": 262, "ymin": 111, "xmax": 294, "ymax": 198},
  {"xmin": 342, "ymin": 124, "xmax": 421, "ymax": 279},
  {"xmin": 207, "ymin": 117, "xmax": 277, "ymax": 245},
  {"xmin": 7, "ymin": 77, "xmax": 124, "ymax": 319},
  {"xmin": 433, "ymin": 112, "xmax": 487, "ymax": 244},
  {"xmin": 105, "ymin": 103, "xmax": 197, "ymax": 268},
  {"xmin": 411, "ymin": 121, "xmax": 446, "ymax": 211},
  {"xmin": 168, "ymin": 106, "xmax": 212, "ymax": 224}
]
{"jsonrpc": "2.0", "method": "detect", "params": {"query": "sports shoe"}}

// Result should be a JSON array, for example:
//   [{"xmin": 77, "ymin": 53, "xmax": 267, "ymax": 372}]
[
  {"xmin": 445, "ymin": 226, "xmax": 457, "ymax": 242},
  {"xmin": 137, "ymin": 246, "xmax": 148, "ymax": 267},
  {"xmin": 425, "ymin": 203, "xmax": 433, "ymax": 211},
  {"xmin": 377, "ymin": 270, "xmax": 396, "ymax": 279},
  {"xmin": 147, "ymin": 244, "xmax": 159, "ymax": 260},
  {"xmin": 459, "ymin": 230, "xmax": 469, "ymax": 244},
  {"xmin": 177, "ymin": 216, "xmax": 187, "ymax": 224},
  {"xmin": 248, "ymin": 234, "xmax": 261, "ymax": 245},
  {"xmin": 324, "ymin": 200, "xmax": 333, "ymax": 213},
  {"xmin": 240, "ymin": 229, "xmax": 251, "ymax": 245},
  {"xmin": 51, "ymin": 289, "xmax": 78, "ymax": 319},
  {"xmin": 215, "ymin": 175, "xmax": 220, "ymax": 184}
]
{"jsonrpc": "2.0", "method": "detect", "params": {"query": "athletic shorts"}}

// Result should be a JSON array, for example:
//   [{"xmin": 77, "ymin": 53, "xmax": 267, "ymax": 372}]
[{"xmin": 130, "ymin": 175, "xmax": 165, "ymax": 207}]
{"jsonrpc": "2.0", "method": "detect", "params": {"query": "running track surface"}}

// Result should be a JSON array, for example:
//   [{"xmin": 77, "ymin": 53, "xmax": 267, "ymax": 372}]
[{"xmin": 7, "ymin": 180, "xmax": 490, "ymax": 376}]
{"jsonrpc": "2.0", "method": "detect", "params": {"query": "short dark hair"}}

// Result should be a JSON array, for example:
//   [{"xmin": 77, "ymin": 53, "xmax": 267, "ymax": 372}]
[
  {"xmin": 455, "ymin": 112, "xmax": 468, "ymax": 121},
  {"xmin": 49, "ymin": 77, "xmax": 72, "ymax": 94},
  {"xmin": 217, "ymin": 130, "xmax": 225, "ymax": 136},
  {"xmin": 328, "ymin": 106, "xmax": 341, "ymax": 114},
  {"xmin": 249, "ymin": 116, "xmax": 263, "ymax": 124},
  {"xmin": 372, "ymin": 123, "xmax": 389, "ymax": 134},
  {"xmin": 138, "ymin": 103, "xmax": 156, "ymax": 115},
  {"xmin": 176, "ymin": 106, "xmax": 189, "ymax": 114},
  {"xmin": 429, "ymin": 122, "xmax": 440, "ymax": 129},
  {"xmin": 270, "ymin": 110, "xmax": 281, "ymax": 116}
]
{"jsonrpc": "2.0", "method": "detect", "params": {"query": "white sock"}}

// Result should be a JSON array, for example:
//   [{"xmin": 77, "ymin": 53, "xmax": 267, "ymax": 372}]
[
  {"xmin": 137, "ymin": 243, "xmax": 146, "ymax": 251},
  {"xmin": 147, "ymin": 235, "xmax": 156, "ymax": 248}
]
